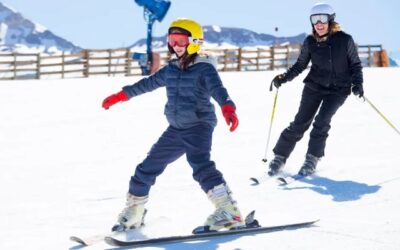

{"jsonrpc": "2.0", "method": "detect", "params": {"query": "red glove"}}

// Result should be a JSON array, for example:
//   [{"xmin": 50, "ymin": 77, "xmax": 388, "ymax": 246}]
[
  {"xmin": 102, "ymin": 91, "xmax": 129, "ymax": 110},
  {"xmin": 221, "ymin": 104, "xmax": 239, "ymax": 132}
]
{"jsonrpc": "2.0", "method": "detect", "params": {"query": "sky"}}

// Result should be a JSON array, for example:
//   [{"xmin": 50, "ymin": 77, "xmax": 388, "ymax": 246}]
[
  {"xmin": 1, "ymin": 68, "xmax": 399, "ymax": 249},
  {"xmin": 3, "ymin": 0, "xmax": 400, "ymax": 52}
]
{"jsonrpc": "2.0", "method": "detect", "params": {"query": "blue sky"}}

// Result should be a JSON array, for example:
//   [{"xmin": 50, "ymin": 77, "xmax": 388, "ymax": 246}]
[{"xmin": 3, "ymin": 0, "xmax": 399, "ymax": 52}]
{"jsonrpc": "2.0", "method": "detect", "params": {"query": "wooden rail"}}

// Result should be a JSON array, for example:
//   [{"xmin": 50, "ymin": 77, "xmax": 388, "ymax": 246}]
[{"xmin": 0, "ymin": 44, "xmax": 386, "ymax": 80}]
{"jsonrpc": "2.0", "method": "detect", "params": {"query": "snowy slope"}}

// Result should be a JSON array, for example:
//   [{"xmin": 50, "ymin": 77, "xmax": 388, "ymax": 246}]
[{"xmin": 0, "ymin": 68, "xmax": 399, "ymax": 249}]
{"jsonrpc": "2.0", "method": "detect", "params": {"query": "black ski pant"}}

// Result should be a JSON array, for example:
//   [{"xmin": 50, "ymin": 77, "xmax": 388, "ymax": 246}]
[{"xmin": 273, "ymin": 86, "xmax": 347, "ymax": 158}]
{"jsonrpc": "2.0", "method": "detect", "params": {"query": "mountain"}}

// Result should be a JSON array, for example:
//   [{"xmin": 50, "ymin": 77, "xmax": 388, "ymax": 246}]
[
  {"xmin": 0, "ymin": 2, "xmax": 81, "ymax": 53},
  {"xmin": 130, "ymin": 25, "xmax": 307, "ymax": 50},
  {"xmin": 389, "ymin": 51, "xmax": 399, "ymax": 66}
]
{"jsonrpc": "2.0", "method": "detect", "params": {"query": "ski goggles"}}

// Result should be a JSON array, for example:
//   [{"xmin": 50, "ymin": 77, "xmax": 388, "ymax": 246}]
[
  {"xmin": 310, "ymin": 14, "xmax": 330, "ymax": 25},
  {"xmin": 167, "ymin": 33, "xmax": 203, "ymax": 47}
]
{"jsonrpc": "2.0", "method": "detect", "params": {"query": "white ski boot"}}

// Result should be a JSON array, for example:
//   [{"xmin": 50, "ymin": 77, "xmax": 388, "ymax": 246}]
[
  {"xmin": 194, "ymin": 183, "xmax": 244, "ymax": 233},
  {"xmin": 112, "ymin": 193, "xmax": 148, "ymax": 232}
]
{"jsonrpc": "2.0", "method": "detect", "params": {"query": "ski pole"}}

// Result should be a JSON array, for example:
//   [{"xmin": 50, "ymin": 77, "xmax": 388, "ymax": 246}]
[
  {"xmin": 364, "ymin": 96, "xmax": 400, "ymax": 136},
  {"xmin": 262, "ymin": 82, "xmax": 279, "ymax": 163}
]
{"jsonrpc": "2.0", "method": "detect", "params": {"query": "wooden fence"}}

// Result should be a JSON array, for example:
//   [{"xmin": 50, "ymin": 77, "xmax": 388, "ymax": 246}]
[{"xmin": 0, "ymin": 44, "xmax": 386, "ymax": 80}]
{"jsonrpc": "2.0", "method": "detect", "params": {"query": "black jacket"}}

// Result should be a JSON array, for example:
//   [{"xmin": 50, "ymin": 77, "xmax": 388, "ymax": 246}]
[{"xmin": 285, "ymin": 31, "xmax": 363, "ymax": 94}]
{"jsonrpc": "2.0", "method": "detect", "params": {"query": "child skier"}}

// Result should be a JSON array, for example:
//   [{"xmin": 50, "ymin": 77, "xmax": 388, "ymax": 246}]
[{"xmin": 102, "ymin": 18, "xmax": 244, "ymax": 232}]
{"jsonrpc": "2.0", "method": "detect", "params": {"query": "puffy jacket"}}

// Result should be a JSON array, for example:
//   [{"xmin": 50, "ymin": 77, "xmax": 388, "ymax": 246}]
[
  {"xmin": 122, "ymin": 55, "xmax": 235, "ymax": 129},
  {"xmin": 285, "ymin": 30, "xmax": 363, "ymax": 94}
]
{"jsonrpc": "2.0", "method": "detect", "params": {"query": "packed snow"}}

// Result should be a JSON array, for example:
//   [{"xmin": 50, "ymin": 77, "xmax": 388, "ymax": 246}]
[{"xmin": 0, "ymin": 68, "xmax": 399, "ymax": 249}]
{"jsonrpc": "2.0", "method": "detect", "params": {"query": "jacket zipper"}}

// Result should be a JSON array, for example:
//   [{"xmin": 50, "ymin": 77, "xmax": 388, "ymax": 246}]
[
  {"xmin": 328, "ymin": 44, "xmax": 334, "ymax": 86},
  {"xmin": 174, "ymin": 70, "xmax": 181, "ymax": 127}
]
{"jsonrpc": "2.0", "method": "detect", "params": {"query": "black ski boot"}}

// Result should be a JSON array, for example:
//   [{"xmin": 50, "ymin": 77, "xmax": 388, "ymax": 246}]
[
  {"xmin": 267, "ymin": 155, "xmax": 286, "ymax": 176},
  {"xmin": 298, "ymin": 154, "xmax": 319, "ymax": 176}
]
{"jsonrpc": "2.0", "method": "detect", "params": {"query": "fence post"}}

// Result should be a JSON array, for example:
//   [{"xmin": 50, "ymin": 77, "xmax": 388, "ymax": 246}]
[
  {"xmin": 125, "ymin": 48, "xmax": 130, "ymax": 76},
  {"xmin": 108, "ymin": 49, "xmax": 112, "ymax": 76},
  {"xmin": 237, "ymin": 48, "xmax": 242, "ymax": 71},
  {"xmin": 286, "ymin": 45, "xmax": 290, "ymax": 69},
  {"xmin": 83, "ymin": 50, "xmax": 89, "ymax": 78},
  {"xmin": 368, "ymin": 46, "xmax": 372, "ymax": 67},
  {"xmin": 271, "ymin": 46, "xmax": 275, "ymax": 70},
  {"xmin": 61, "ymin": 51, "xmax": 65, "ymax": 79},
  {"xmin": 37, "ymin": 53, "xmax": 41, "ymax": 79},
  {"xmin": 223, "ymin": 49, "xmax": 228, "ymax": 71},
  {"xmin": 12, "ymin": 53, "xmax": 16, "ymax": 79}
]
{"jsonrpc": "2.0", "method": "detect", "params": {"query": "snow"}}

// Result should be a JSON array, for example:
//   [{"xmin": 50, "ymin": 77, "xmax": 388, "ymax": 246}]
[
  {"xmin": 212, "ymin": 25, "xmax": 222, "ymax": 33},
  {"xmin": 203, "ymin": 42, "xmax": 238, "ymax": 49},
  {"xmin": 389, "ymin": 51, "xmax": 400, "ymax": 67},
  {"xmin": 34, "ymin": 22, "xmax": 47, "ymax": 33},
  {"xmin": 0, "ymin": 68, "xmax": 399, "ymax": 249},
  {"xmin": 0, "ymin": 2, "xmax": 17, "ymax": 13},
  {"xmin": 0, "ymin": 23, "xmax": 7, "ymax": 44}
]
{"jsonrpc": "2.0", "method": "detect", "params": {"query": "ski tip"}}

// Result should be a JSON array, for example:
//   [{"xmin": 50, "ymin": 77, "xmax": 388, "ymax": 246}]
[
  {"xmin": 70, "ymin": 236, "xmax": 87, "ymax": 246},
  {"xmin": 276, "ymin": 177, "xmax": 288, "ymax": 185},
  {"xmin": 249, "ymin": 177, "xmax": 259, "ymax": 185},
  {"xmin": 111, "ymin": 223, "xmax": 126, "ymax": 232},
  {"xmin": 104, "ymin": 236, "xmax": 119, "ymax": 246},
  {"xmin": 298, "ymin": 219, "xmax": 320, "ymax": 227},
  {"xmin": 311, "ymin": 219, "xmax": 320, "ymax": 224}
]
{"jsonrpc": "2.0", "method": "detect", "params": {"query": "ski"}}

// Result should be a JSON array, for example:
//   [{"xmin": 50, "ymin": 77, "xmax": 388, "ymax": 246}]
[
  {"xmin": 70, "ymin": 230, "xmax": 124, "ymax": 246},
  {"xmin": 250, "ymin": 171, "xmax": 289, "ymax": 185},
  {"xmin": 70, "ymin": 209, "xmax": 147, "ymax": 246},
  {"xmin": 276, "ymin": 173, "xmax": 312, "ymax": 186},
  {"xmin": 70, "ymin": 226, "xmax": 149, "ymax": 246},
  {"xmin": 249, "ymin": 174, "xmax": 273, "ymax": 185},
  {"xmin": 105, "ymin": 211, "xmax": 318, "ymax": 247}
]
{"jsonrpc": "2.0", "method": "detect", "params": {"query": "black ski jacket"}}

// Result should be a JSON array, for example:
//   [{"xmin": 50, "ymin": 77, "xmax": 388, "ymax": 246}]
[{"xmin": 285, "ymin": 31, "xmax": 363, "ymax": 94}]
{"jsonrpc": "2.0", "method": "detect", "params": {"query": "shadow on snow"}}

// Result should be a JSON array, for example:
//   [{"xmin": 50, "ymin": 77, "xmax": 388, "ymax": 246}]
[{"xmin": 282, "ymin": 176, "xmax": 381, "ymax": 202}]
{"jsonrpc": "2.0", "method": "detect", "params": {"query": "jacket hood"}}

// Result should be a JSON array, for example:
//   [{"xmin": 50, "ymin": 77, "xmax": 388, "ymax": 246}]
[
  {"xmin": 331, "ymin": 22, "xmax": 341, "ymax": 33},
  {"xmin": 170, "ymin": 53, "xmax": 218, "ymax": 70}
]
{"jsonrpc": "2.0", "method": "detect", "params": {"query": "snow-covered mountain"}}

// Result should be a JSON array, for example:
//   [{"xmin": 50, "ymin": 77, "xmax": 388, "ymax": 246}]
[
  {"xmin": 389, "ymin": 51, "xmax": 400, "ymax": 66},
  {"xmin": 131, "ymin": 25, "xmax": 307, "ymax": 50},
  {"xmin": 1, "ymin": 1, "xmax": 397, "ymax": 70},
  {"xmin": 0, "ymin": 2, "xmax": 81, "ymax": 53}
]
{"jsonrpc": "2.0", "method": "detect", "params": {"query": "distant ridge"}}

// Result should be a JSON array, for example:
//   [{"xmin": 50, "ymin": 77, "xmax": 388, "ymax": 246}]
[
  {"xmin": 130, "ymin": 25, "xmax": 307, "ymax": 50},
  {"xmin": 0, "ymin": 2, "xmax": 81, "ymax": 53}
]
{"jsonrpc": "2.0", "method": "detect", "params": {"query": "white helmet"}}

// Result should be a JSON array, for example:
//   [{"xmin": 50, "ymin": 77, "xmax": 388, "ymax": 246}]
[{"xmin": 310, "ymin": 3, "xmax": 335, "ymax": 22}]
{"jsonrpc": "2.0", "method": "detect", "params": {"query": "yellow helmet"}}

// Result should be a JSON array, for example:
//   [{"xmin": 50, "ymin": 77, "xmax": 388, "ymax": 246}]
[{"xmin": 169, "ymin": 18, "xmax": 203, "ymax": 55}]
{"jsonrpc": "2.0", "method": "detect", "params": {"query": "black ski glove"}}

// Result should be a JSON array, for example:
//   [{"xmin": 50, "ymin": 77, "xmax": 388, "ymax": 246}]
[
  {"xmin": 272, "ymin": 74, "xmax": 288, "ymax": 88},
  {"xmin": 352, "ymin": 84, "xmax": 364, "ymax": 98}
]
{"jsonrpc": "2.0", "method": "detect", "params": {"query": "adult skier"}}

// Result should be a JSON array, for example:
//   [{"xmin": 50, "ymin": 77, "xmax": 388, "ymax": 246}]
[
  {"xmin": 102, "ymin": 18, "xmax": 244, "ymax": 232},
  {"xmin": 268, "ymin": 3, "xmax": 364, "ymax": 176}
]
